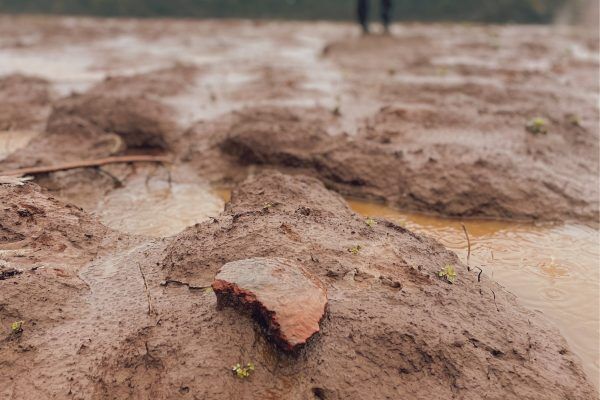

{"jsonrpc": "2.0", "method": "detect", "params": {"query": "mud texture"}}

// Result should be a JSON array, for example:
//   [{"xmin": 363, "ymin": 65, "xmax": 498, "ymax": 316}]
[
  {"xmin": 182, "ymin": 101, "xmax": 599, "ymax": 223},
  {"xmin": 0, "ymin": 16, "xmax": 598, "ymax": 400},
  {"xmin": 0, "ymin": 172, "xmax": 596, "ymax": 399},
  {"xmin": 0, "ymin": 74, "xmax": 53, "ymax": 131}
]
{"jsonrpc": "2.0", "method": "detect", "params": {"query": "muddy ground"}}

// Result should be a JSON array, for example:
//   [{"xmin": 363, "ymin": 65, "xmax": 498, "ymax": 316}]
[{"xmin": 0, "ymin": 16, "xmax": 598, "ymax": 399}]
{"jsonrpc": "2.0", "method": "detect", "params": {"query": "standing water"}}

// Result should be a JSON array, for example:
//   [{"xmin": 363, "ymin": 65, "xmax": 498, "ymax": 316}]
[
  {"xmin": 348, "ymin": 199, "xmax": 600, "ymax": 388},
  {"xmin": 96, "ymin": 179, "xmax": 225, "ymax": 238}
]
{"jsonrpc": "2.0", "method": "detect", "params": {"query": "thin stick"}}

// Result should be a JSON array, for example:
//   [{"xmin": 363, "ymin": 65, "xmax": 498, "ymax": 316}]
[
  {"xmin": 0, "ymin": 155, "xmax": 171, "ymax": 177},
  {"xmin": 138, "ymin": 263, "xmax": 156, "ymax": 316},
  {"xmin": 461, "ymin": 223, "xmax": 471, "ymax": 268},
  {"xmin": 491, "ymin": 289, "xmax": 499, "ymax": 312}
]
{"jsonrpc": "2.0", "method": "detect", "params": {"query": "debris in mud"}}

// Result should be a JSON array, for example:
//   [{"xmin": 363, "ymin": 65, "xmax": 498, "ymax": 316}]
[
  {"xmin": 0, "ymin": 267, "xmax": 22, "ymax": 280},
  {"xmin": 212, "ymin": 257, "xmax": 327, "ymax": 352}
]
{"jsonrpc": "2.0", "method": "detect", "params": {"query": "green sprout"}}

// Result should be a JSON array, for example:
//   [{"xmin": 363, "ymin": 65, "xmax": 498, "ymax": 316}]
[
  {"xmin": 526, "ymin": 117, "xmax": 549, "ymax": 135},
  {"xmin": 365, "ymin": 218, "xmax": 378, "ymax": 228},
  {"xmin": 262, "ymin": 202, "xmax": 273, "ymax": 210},
  {"xmin": 438, "ymin": 265, "xmax": 457, "ymax": 284},
  {"xmin": 348, "ymin": 245, "xmax": 362, "ymax": 255},
  {"xmin": 11, "ymin": 321, "xmax": 24, "ymax": 334},
  {"xmin": 232, "ymin": 362, "xmax": 255, "ymax": 379}
]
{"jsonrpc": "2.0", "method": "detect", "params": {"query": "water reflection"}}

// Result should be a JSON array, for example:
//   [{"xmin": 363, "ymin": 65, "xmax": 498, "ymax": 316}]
[
  {"xmin": 348, "ymin": 199, "xmax": 599, "ymax": 387},
  {"xmin": 97, "ymin": 179, "xmax": 225, "ymax": 238}
]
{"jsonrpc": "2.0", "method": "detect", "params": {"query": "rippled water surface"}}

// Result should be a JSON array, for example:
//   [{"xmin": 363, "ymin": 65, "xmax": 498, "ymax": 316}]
[{"xmin": 349, "ymin": 199, "xmax": 600, "ymax": 387}]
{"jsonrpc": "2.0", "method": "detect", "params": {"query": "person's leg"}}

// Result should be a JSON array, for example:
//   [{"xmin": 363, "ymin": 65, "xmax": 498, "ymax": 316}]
[
  {"xmin": 381, "ymin": 0, "xmax": 392, "ymax": 33},
  {"xmin": 357, "ymin": 0, "xmax": 369, "ymax": 34}
]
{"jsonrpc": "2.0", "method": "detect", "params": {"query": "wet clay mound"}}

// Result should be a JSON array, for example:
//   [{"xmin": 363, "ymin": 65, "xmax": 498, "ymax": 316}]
[
  {"xmin": 176, "ymin": 106, "xmax": 337, "ymax": 184},
  {"xmin": 89, "ymin": 64, "xmax": 199, "ymax": 98},
  {"xmin": 0, "ymin": 173, "xmax": 595, "ymax": 399},
  {"xmin": 185, "ymin": 106, "xmax": 598, "ymax": 223},
  {"xmin": 0, "ymin": 182, "xmax": 109, "ymax": 271},
  {"xmin": 0, "ymin": 92, "xmax": 176, "ymax": 173},
  {"xmin": 318, "ymin": 28, "xmax": 599, "ymax": 224},
  {"xmin": 218, "ymin": 106, "xmax": 335, "ymax": 165},
  {"xmin": 48, "ymin": 93, "xmax": 176, "ymax": 150},
  {"xmin": 0, "ymin": 74, "xmax": 53, "ymax": 131},
  {"xmin": 0, "ymin": 184, "xmax": 152, "ymax": 399},
  {"xmin": 155, "ymin": 171, "xmax": 595, "ymax": 399},
  {"xmin": 0, "ymin": 182, "xmax": 109, "ymax": 393}
]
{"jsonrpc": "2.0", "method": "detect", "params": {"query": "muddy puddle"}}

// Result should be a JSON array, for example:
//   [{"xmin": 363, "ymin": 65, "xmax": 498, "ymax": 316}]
[
  {"xmin": 96, "ymin": 179, "xmax": 225, "ymax": 237},
  {"xmin": 348, "ymin": 199, "xmax": 600, "ymax": 386}
]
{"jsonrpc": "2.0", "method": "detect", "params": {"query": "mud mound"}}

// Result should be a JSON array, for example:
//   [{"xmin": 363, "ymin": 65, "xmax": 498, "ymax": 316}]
[
  {"xmin": 0, "ymin": 181, "xmax": 107, "ymax": 361},
  {"xmin": 218, "ymin": 106, "xmax": 335, "ymax": 166},
  {"xmin": 0, "ymin": 182, "xmax": 108, "ymax": 270},
  {"xmin": 0, "ymin": 92, "xmax": 176, "ymax": 178},
  {"xmin": 48, "ymin": 93, "xmax": 176, "ymax": 150},
  {"xmin": 156, "ymin": 171, "xmax": 595, "ymax": 399},
  {"xmin": 0, "ymin": 172, "xmax": 596, "ymax": 399},
  {"xmin": 0, "ymin": 74, "xmax": 52, "ymax": 130},
  {"xmin": 181, "ymin": 106, "xmax": 598, "ymax": 223},
  {"xmin": 89, "ymin": 64, "xmax": 199, "ymax": 98}
]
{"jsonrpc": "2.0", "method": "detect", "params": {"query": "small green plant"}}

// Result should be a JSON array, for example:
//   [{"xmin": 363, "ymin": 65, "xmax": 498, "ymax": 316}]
[
  {"xmin": 438, "ymin": 265, "xmax": 457, "ymax": 284},
  {"xmin": 348, "ymin": 245, "xmax": 362, "ymax": 255},
  {"xmin": 11, "ymin": 321, "xmax": 24, "ymax": 334},
  {"xmin": 232, "ymin": 362, "xmax": 255, "ymax": 378},
  {"xmin": 526, "ymin": 117, "xmax": 549, "ymax": 135},
  {"xmin": 365, "ymin": 217, "xmax": 377, "ymax": 228},
  {"xmin": 262, "ymin": 202, "xmax": 273, "ymax": 210}
]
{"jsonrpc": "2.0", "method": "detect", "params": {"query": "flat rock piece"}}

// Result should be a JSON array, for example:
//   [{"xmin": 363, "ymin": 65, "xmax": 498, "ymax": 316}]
[{"xmin": 212, "ymin": 257, "xmax": 327, "ymax": 352}]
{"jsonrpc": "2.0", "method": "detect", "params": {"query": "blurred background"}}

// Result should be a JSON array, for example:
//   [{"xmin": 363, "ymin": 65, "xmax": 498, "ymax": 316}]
[{"xmin": 0, "ymin": 0, "xmax": 597, "ymax": 25}]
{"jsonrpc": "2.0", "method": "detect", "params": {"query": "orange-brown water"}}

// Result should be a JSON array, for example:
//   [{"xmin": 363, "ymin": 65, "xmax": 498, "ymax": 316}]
[{"xmin": 348, "ymin": 199, "xmax": 600, "ymax": 387}]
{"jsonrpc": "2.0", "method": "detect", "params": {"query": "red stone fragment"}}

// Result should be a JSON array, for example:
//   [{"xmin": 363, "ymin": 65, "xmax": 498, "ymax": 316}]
[{"xmin": 212, "ymin": 257, "xmax": 327, "ymax": 352}]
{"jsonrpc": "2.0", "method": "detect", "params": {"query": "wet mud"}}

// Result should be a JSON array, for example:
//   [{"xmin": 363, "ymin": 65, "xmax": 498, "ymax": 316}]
[{"xmin": 0, "ymin": 16, "xmax": 598, "ymax": 399}]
